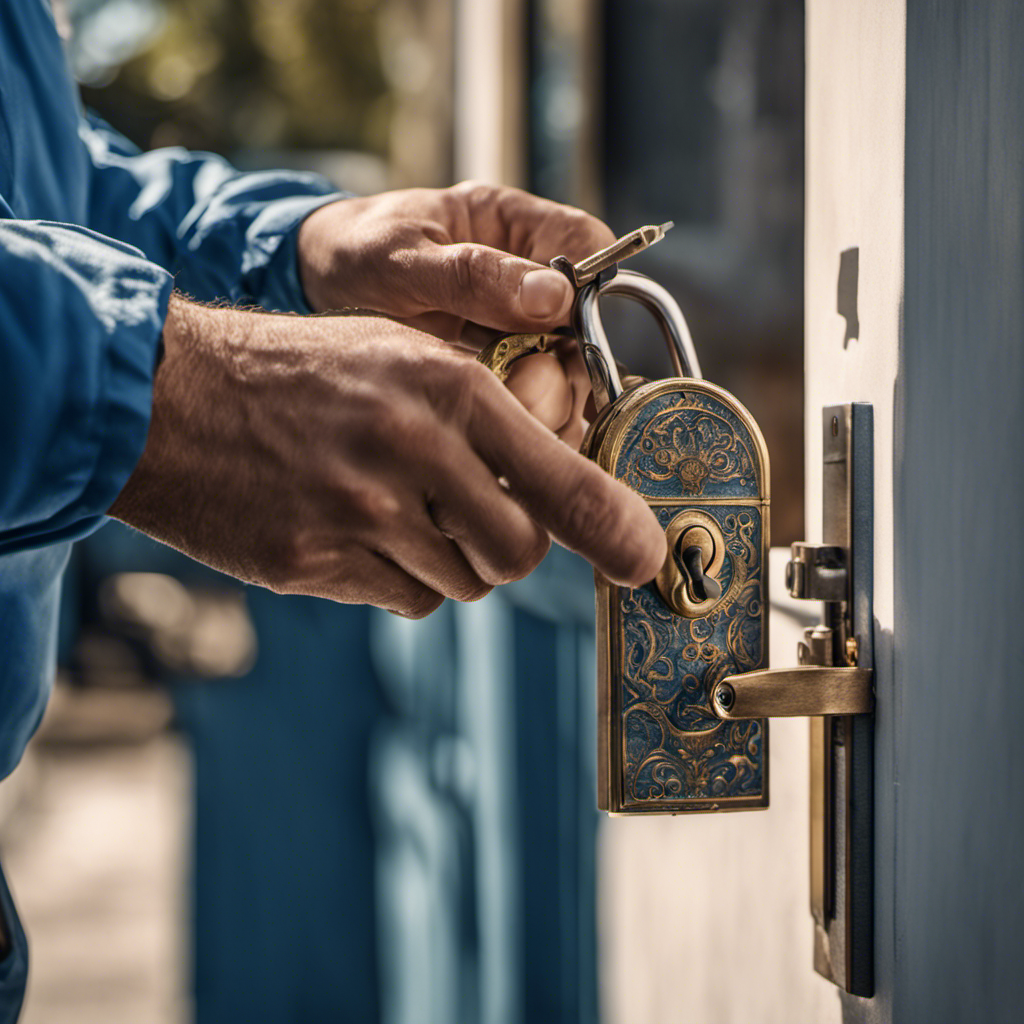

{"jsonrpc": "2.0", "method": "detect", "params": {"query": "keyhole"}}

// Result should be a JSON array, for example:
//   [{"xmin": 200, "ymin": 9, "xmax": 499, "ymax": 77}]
[
  {"xmin": 655, "ymin": 512, "xmax": 729, "ymax": 617},
  {"xmin": 674, "ymin": 528, "xmax": 722, "ymax": 603}
]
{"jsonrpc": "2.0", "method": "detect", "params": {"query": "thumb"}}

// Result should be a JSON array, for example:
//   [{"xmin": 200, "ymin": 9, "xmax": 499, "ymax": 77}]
[{"xmin": 408, "ymin": 241, "xmax": 574, "ymax": 332}]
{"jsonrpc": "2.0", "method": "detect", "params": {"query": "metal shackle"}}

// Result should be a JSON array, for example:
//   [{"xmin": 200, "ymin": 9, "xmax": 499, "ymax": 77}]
[{"xmin": 574, "ymin": 270, "xmax": 702, "ymax": 410}]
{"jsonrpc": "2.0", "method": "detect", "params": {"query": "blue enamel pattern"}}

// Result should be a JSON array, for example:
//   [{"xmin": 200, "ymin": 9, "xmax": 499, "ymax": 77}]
[
  {"xmin": 609, "ymin": 385, "xmax": 767, "ymax": 809},
  {"xmin": 614, "ymin": 389, "xmax": 762, "ymax": 501}
]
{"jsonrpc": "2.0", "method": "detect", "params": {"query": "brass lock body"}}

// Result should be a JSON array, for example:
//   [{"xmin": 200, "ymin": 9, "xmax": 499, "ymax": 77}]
[
  {"xmin": 586, "ymin": 379, "xmax": 770, "ymax": 813},
  {"xmin": 479, "ymin": 268, "xmax": 771, "ymax": 814},
  {"xmin": 573, "ymin": 274, "xmax": 771, "ymax": 815}
]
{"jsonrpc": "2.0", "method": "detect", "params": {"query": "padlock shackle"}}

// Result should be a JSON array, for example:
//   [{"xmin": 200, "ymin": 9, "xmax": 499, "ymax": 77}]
[
  {"xmin": 599, "ymin": 271, "xmax": 702, "ymax": 380},
  {"xmin": 575, "ymin": 270, "xmax": 702, "ymax": 410}
]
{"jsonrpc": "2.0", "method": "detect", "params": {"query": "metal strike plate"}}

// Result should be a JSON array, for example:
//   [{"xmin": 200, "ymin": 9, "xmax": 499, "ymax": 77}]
[
  {"xmin": 811, "ymin": 402, "xmax": 874, "ymax": 996},
  {"xmin": 708, "ymin": 403, "xmax": 875, "ymax": 995},
  {"xmin": 587, "ymin": 379, "xmax": 770, "ymax": 814}
]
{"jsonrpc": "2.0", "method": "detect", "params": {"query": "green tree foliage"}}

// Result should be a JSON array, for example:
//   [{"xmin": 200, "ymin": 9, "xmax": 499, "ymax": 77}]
[{"xmin": 83, "ymin": 0, "xmax": 391, "ymax": 155}]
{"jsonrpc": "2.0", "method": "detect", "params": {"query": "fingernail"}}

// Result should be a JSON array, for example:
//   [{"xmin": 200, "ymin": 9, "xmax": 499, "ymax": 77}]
[{"xmin": 520, "ymin": 269, "xmax": 572, "ymax": 320}]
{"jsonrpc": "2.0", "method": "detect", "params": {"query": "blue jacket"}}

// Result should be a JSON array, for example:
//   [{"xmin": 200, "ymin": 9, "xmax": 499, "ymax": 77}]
[{"xmin": 0, "ymin": 2, "xmax": 340, "ymax": 1016}]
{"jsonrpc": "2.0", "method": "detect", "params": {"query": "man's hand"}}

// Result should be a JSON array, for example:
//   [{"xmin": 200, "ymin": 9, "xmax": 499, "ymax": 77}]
[
  {"xmin": 297, "ymin": 181, "xmax": 615, "ymax": 337},
  {"xmin": 297, "ymin": 182, "xmax": 610, "ymax": 445},
  {"xmin": 110, "ymin": 297, "xmax": 666, "ymax": 617}
]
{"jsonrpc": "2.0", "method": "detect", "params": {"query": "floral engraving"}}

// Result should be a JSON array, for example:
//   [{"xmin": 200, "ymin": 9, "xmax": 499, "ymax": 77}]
[
  {"xmin": 617, "ymin": 392, "xmax": 760, "ymax": 499},
  {"xmin": 620, "ymin": 510, "xmax": 765, "ymax": 805}
]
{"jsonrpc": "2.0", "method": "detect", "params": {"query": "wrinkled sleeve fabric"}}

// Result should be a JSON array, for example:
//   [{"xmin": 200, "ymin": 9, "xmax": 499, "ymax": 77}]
[
  {"xmin": 1, "ymin": 119, "xmax": 345, "ymax": 554},
  {"xmin": 80, "ymin": 114, "xmax": 345, "ymax": 311},
  {"xmin": 0, "ymin": 218, "xmax": 172, "ymax": 553},
  {"xmin": 0, "ymin": 217, "xmax": 171, "ymax": 781}
]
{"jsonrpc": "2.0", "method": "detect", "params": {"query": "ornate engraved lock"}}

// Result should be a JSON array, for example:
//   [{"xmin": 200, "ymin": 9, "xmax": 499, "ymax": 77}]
[
  {"xmin": 576, "ymin": 271, "xmax": 771, "ymax": 814},
  {"xmin": 478, "ymin": 264, "xmax": 771, "ymax": 813}
]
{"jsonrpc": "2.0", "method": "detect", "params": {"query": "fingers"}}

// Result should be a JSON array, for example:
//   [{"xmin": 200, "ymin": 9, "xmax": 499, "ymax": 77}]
[
  {"xmin": 502, "ymin": 342, "xmax": 592, "ymax": 448},
  {"xmin": 424, "ymin": 440, "xmax": 552, "ymax": 585},
  {"xmin": 446, "ymin": 181, "xmax": 616, "ymax": 265},
  {"xmin": 377, "ymin": 501, "xmax": 495, "ymax": 604},
  {"xmin": 294, "ymin": 548, "xmax": 445, "ymax": 619},
  {"xmin": 504, "ymin": 352, "xmax": 575, "ymax": 434},
  {"xmin": 468, "ymin": 374, "xmax": 667, "ymax": 587},
  {"xmin": 361, "ymin": 445, "xmax": 552, "ymax": 603},
  {"xmin": 406, "ymin": 240, "xmax": 574, "ymax": 333},
  {"xmin": 551, "ymin": 337, "xmax": 591, "ymax": 449}
]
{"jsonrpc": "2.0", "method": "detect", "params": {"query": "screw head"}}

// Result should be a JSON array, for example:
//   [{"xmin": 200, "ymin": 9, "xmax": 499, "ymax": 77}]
[
  {"xmin": 845, "ymin": 635, "xmax": 860, "ymax": 666},
  {"xmin": 715, "ymin": 683, "xmax": 736, "ymax": 712}
]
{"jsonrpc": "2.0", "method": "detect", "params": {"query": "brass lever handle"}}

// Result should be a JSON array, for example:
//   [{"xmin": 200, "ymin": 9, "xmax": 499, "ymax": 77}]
[{"xmin": 711, "ymin": 667, "xmax": 874, "ymax": 719}]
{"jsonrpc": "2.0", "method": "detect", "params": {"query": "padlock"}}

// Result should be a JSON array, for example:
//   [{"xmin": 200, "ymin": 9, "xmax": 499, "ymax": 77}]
[
  {"xmin": 575, "ymin": 271, "xmax": 771, "ymax": 814},
  {"xmin": 477, "ymin": 267, "xmax": 771, "ymax": 813}
]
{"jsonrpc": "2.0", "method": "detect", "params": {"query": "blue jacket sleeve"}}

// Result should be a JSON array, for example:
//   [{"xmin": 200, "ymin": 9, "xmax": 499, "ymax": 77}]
[
  {"xmin": 0, "ymin": 218, "xmax": 172, "ymax": 553},
  {"xmin": 80, "ymin": 114, "xmax": 345, "ymax": 311}
]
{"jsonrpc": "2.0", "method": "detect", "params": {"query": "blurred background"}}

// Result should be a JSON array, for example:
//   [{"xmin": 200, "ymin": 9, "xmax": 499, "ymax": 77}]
[{"xmin": 2, "ymin": 1, "xmax": 805, "ymax": 1021}]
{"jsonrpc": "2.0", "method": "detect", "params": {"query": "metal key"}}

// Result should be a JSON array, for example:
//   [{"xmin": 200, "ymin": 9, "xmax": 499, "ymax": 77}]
[
  {"xmin": 551, "ymin": 220, "xmax": 674, "ymax": 288},
  {"xmin": 477, "ymin": 222, "xmax": 674, "ymax": 381}
]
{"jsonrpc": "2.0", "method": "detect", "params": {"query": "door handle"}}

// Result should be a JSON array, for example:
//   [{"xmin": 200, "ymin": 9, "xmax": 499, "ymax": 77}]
[
  {"xmin": 713, "ymin": 662, "xmax": 873, "ymax": 718},
  {"xmin": 711, "ymin": 544, "xmax": 873, "ymax": 720}
]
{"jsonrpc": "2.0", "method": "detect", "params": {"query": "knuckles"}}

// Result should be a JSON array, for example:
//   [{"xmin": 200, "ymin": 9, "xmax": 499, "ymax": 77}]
[
  {"xmin": 447, "ymin": 242, "xmax": 498, "ymax": 299},
  {"xmin": 446, "ymin": 180, "xmax": 495, "ymax": 207},
  {"xmin": 346, "ymin": 485, "xmax": 405, "ymax": 530},
  {"xmin": 394, "ymin": 588, "xmax": 446, "ymax": 619},
  {"xmin": 421, "ymin": 356, "xmax": 495, "ymax": 427},
  {"xmin": 481, "ymin": 529, "xmax": 551, "ymax": 586}
]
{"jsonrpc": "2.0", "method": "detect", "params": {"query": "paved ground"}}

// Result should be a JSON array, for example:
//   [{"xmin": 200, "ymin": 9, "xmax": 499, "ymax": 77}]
[{"xmin": 0, "ymin": 725, "xmax": 189, "ymax": 1024}]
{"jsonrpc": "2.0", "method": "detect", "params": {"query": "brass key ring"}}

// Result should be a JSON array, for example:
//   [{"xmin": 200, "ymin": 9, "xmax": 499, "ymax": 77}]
[{"xmin": 475, "ymin": 332, "xmax": 565, "ymax": 383}]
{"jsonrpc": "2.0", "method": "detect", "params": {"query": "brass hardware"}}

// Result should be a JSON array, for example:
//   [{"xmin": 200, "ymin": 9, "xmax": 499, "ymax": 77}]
[
  {"xmin": 572, "ymin": 267, "xmax": 769, "ymax": 816},
  {"xmin": 712, "ymin": 665, "xmax": 873, "ymax": 719},
  {"xmin": 476, "ymin": 222, "xmax": 677, "ymax": 385},
  {"xmin": 654, "ymin": 510, "xmax": 728, "ymax": 617},
  {"xmin": 476, "ymin": 268, "xmax": 701, "ymax": 403},
  {"xmin": 556, "ymin": 221, "xmax": 674, "ymax": 288},
  {"xmin": 845, "ymin": 635, "xmax": 860, "ymax": 666},
  {"xmin": 591, "ymin": 376, "xmax": 770, "ymax": 815},
  {"xmin": 475, "ymin": 332, "xmax": 562, "ymax": 383}
]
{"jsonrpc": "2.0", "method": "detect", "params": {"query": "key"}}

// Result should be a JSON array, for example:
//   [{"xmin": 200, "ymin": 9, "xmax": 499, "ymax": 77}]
[
  {"xmin": 477, "ymin": 221, "xmax": 674, "ymax": 381},
  {"xmin": 552, "ymin": 220, "xmax": 674, "ymax": 288}
]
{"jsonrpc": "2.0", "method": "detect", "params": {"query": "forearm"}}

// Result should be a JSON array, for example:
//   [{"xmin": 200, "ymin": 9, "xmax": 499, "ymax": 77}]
[
  {"xmin": 81, "ymin": 114, "xmax": 343, "ymax": 310},
  {"xmin": 110, "ymin": 296, "xmax": 340, "ymax": 580}
]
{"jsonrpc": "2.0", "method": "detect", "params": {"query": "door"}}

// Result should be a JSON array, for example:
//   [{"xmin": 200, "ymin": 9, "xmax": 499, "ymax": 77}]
[
  {"xmin": 605, "ymin": 1, "xmax": 1024, "ymax": 1022},
  {"xmin": 808, "ymin": 2, "xmax": 1024, "ymax": 1022}
]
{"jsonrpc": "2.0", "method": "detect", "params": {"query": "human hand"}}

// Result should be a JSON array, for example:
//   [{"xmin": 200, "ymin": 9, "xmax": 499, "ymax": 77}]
[
  {"xmin": 297, "ymin": 182, "xmax": 612, "ymax": 443},
  {"xmin": 297, "ymin": 181, "xmax": 614, "ymax": 336},
  {"xmin": 110, "ymin": 297, "xmax": 666, "ymax": 617}
]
